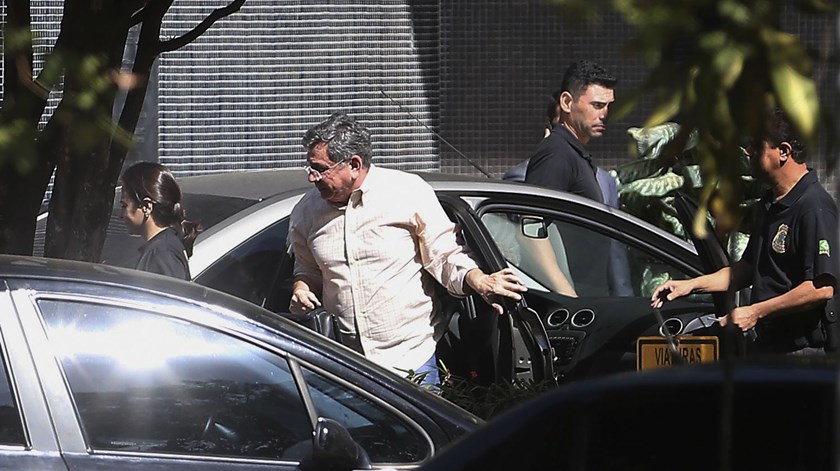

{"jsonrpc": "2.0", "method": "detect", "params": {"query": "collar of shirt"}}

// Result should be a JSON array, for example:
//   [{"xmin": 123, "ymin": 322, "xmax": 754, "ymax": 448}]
[
  {"xmin": 137, "ymin": 226, "xmax": 178, "ymax": 256},
  {"xmin": 550, "ymin": 122, "xmax": 596, "ymax": 170},
  {"xmin": 347, "ymin": 163, "xmax": 379, "ymax": 208},
  {"xmin": 763, "ymin": 170, "xmax": 817, "ymax": 210}
]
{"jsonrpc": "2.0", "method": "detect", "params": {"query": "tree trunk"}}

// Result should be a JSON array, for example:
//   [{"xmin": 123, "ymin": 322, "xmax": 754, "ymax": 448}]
[
  {"xmin": 1, "ymin": 0, "xmax": 246, "ymax": 259},
  {"xmin": 43, "ymin": 0, "xmax": 132, "ymax": 262}
]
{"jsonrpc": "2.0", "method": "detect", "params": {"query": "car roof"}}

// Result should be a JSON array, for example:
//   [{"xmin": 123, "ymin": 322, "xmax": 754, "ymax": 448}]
[
  {"xmin": 0, "ymin": 253, "xmax": 280, "ymax": 320},
  {"xmin": 179, "ymin": 168, "xmax": 694, "ymax": 255},
  {"xmin": 178, "ymin": 169, "xmax": 312, "ymax": 201},
  {"xmin": 176, "ymin": 168, "xmax": 505, "ymax": 201},
  {"xmin": 178, "ymin": 167, "xmax": 658, "ymax": 224}
]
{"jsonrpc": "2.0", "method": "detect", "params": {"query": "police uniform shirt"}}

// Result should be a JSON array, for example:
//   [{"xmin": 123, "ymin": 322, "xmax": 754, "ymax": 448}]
[
  {"xmin": 525, "ymin": 123, "xmax": 604, "ymax": 204},
  {"xmin": 744, "ymin": 171, "xmax": 839, "ymax": 304},
  {"xmin": 135, "ymin": 226, "xmax": 191, "ymax": 280}
]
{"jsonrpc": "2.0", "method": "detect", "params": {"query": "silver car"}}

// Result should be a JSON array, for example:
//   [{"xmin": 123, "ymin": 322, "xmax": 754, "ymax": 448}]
[{"xmin": 42, "ymin": 169, "xmax": 728, "ymax": 384}]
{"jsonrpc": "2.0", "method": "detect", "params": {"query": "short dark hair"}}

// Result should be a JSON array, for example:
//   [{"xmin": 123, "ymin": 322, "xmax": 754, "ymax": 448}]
[
  {"xmin": 764, "ymin": 108, "xmax": 806, "ymax": 163},
  {"xmin": 558, "ymin": 60, "xmax": 617, "ymax": 100},
  {"xmin": 302, "ymin": 112, "xmax": 372, "ymax": 167}
]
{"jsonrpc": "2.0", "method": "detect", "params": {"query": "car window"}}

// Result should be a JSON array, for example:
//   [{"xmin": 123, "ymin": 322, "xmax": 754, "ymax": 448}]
[
  {"xmin": 196, "ymin": 218, "xmax": 290, "ymax": 306},
  {"xmin": 300, "ymin": 366, "xmax": 431, "ymax": 464},
  {"xmin": 37, "ymin": 299, "xmax": 312, "ymax": 461},
  {"xmin": 482, "ymin": 211, "xmax": 707, "ymax": 300},
  {"xmin": 0, "ymin": 341, "xmax": 25, "ymax": 446}
]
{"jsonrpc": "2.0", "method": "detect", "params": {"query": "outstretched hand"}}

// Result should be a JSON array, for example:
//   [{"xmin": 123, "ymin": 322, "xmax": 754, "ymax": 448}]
[
  {"xmin": 650, "ymin": 279, "xmax": 694, "ymax": 309},
  {"xmin": 467, "ymin": 268, "xmax": 527, "ymax": 315}
]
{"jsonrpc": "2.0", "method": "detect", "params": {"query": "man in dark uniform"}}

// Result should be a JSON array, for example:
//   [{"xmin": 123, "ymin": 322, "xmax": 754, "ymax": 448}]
[
  {"xmin": 524, "ymin": 60, "xmax": 616, "ymax": 202},
  {"xmin": 651, "ymin": 108, "xmax": 839, "ymax": 354}
]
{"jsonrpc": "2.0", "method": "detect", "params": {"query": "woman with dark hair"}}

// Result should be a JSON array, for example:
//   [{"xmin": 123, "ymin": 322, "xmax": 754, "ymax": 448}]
[{"xmin": 119, "ymin": 162, "xmax": 201, "ymax": 280}]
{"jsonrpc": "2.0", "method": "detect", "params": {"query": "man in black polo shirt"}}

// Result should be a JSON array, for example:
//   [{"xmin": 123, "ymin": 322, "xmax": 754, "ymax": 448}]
[
  {"xmin": 517, "ymin": 61, "xmax": 618, "ymax": 296},
  {"xmin": 651, "ymin": 108, "xmax": 839, "ymax": 354},
  {"xmin": 525, "ymin": 60, "xmax": 616, "ymax": 202}
]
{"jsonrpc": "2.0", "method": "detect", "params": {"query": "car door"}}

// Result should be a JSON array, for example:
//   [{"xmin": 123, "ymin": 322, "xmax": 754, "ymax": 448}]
[
  {"xmin": 435, "ymin": 194, "xmax": 553, "ymax": 385},
  {"xmin": 459, "ymin": 191, "xmax": 719, "ymax": 382},
  {"xmin": 10, "ymin": 282, "xmax": 308, "ymax": 471},
  {"xmin": 0, "ymin": 285, "xmax": 68, "ymax": 471}
]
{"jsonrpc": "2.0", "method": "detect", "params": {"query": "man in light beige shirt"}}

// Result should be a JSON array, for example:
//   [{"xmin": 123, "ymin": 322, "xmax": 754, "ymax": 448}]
[{"xmin": 288, "ymin": 112, "xmax": 526, "ymax": 384}]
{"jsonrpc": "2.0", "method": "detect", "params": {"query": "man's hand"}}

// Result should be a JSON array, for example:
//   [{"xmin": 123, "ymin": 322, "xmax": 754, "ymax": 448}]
[
  {"xmin": 466, "ymin": 268, "xmax": 527, "ymax": 315},
  {"xmin": 650, "ymin": 279, "xmax": 694, "ymax": 309},
  {"xmin": 290, "ymin": 286, "xmax": 322, "ymax": 314},
  {"xmin": 719, "ymin": 305, "xmax": 760, "ymax": 331}
]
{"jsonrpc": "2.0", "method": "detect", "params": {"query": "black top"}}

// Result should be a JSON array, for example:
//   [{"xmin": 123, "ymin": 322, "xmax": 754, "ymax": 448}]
[
  {"xmin": 523, "ymin": 124, "xmax": 607, "ymax": 296},
  {"xmin": 743, "ymin": 171, "xmax": 839, "ymax": 350},
  {"xmin": 135, "ymin": 227, "xmax": 191, "ymax": 280},
  {"xmin": 524, "ymin": 123, "xmax": 604, "ymax": 204}
]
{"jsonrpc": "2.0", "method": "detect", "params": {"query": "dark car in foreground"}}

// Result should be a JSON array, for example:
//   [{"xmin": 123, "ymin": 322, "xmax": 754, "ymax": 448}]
[
  {"xmin": 39, "ymin": 169, "xmax": 730, "ymax": 385},
  {"xmin": 418, "ymin": 357, "xmax": 837, "ymax": 471},
  {"xmin": 0, "ymin": 255, "xmax": 479, "ymax": 470}
]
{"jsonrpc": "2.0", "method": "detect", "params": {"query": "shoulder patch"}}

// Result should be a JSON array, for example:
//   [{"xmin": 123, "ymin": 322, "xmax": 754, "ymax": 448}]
[{"xmin": 819, "ymin": 239, "xmax": 831, "ymax": 256}]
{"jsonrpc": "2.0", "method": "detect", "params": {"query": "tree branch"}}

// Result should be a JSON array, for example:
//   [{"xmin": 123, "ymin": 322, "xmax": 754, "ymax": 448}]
[
  {"xmin": 157, "ymin": 0, "xmax": 246, "ymax": 53},
  {"xmin": 128, "ymin": 1, "xmax": 153, "ymax": 28}
]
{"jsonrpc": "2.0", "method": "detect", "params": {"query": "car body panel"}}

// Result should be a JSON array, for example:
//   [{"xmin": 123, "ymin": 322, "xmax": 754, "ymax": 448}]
[{"xmin": 0, "ymin": 255, "xmax": 480, "ymax": 470}]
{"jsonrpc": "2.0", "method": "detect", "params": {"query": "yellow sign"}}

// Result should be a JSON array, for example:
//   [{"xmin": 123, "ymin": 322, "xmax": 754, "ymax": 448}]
[{"xmin": 636, "ymin": 336, "xmax": 719, "ymax": 371}]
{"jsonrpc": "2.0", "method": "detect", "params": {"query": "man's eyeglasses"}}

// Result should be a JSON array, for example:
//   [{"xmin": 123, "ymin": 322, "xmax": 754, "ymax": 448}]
[{"xmin": 303, "ymin": 159, "xmax": 347, "ymax": 181}]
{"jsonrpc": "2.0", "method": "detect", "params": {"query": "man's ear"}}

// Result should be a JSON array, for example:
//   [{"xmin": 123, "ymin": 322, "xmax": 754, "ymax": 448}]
[
  {"xmin": 779, "ymin": 142, "xmax": 793, "ymax": 162},
  {"xmin": 348, "ymin": 155, "xmax": 363, "ymax": 170},
  {"xmin": 559, "ymin": 91, "xmax": 574, "ymax": 114}
]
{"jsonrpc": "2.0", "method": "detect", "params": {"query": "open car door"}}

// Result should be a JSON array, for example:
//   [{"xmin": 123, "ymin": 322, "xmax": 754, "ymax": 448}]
[{"xmin": 436, "ymin": 194, "xmax": 554, "ymax": 385}]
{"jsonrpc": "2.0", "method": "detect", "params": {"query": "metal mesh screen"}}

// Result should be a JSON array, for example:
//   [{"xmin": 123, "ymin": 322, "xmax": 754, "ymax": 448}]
[
  {"xmin": 158, "ymin": 0, "xmax": 440, "ymax": 176},
  {"xmin": 439, "ymin": 1, "xmax": 838, "ymax": 192}
]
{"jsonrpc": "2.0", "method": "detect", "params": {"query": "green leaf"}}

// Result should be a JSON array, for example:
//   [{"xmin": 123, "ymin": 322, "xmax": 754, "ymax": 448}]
[
  {"xmin": 682, "ymin": 165, "xmax": 703, "ymax": 189},
  {"xmin": 610, "ymin": 89, "xmax": 641, "ymax": 122},
  {"xmin": 713, "ymin": 46, "xmax": 745, "ymax": 89},
  {"xmin": 727, "ymin": 231, "xmax": 751, "ymax": 261},
  {"xmin": 619, "ymin": 172, "xmax": 684, "ymax": 198},
  {"xmin": 770, "ymin": 64, "xmax": 819, "ymax": 140},
  {"xmin": 613, "ymin": 158, "xmax": 666, "ymax": 186},
  {"xmin": 717, "ymin": 0, "xmax": 753, "ymax": 25},
  {"xmin": 644, "ymin": 89, "xmax": 683, "ymax": 128}
]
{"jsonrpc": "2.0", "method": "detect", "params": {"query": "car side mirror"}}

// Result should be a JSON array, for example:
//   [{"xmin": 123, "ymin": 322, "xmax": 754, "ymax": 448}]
[
  {"xmin": 521, "ymin": 216, "xmax": 548, "ymax": 239},
  {"xmin": 310, "ymin": 417, "xmax": 372, "ymax": 470}
]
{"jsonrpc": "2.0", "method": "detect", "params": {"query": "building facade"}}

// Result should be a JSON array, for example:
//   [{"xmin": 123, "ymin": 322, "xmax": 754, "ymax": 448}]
[{"xmin": 2, "ymin": 1, "xmax": 837, "ymax": 190}]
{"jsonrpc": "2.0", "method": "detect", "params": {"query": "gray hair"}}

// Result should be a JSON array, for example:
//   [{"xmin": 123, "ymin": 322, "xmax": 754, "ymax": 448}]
[{"xmin": 302, "ymin": 112, "xmax": 372, "ymax": 167}]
